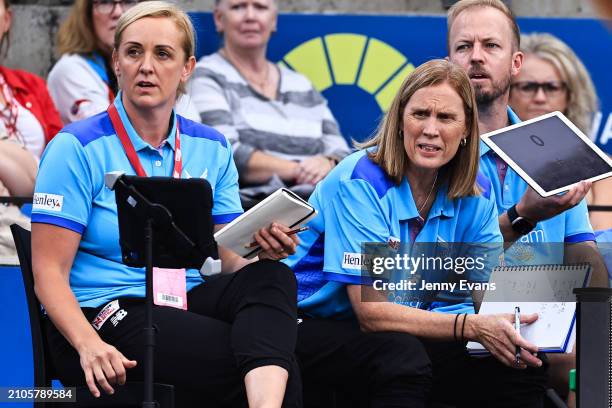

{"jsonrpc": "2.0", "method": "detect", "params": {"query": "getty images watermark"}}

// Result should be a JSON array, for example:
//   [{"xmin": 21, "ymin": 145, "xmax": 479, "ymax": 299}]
[{"xmin": 355, "ymin": 242, "xmax": 601, "ymax": 303}]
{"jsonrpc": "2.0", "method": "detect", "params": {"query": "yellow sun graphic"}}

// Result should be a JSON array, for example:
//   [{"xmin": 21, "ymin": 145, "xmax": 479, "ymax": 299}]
[{"xmin": 280, "ymin": 34, "xmax": 415, "ymax": 112}]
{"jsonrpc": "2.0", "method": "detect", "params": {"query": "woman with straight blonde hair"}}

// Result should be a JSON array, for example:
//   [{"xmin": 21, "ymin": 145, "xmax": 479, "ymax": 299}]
[
  {"xmin": 285, "ymin": 59, "xmax": 547, "ymax": 407},
  {"xmin": 32, "ymin": 2, "xmax": 302, "ymax": 406}
]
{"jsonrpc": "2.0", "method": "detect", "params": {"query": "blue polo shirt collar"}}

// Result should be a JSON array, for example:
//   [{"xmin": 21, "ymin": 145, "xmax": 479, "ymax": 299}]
[
  {"xmin": 114, "ymin": 92, "xmax": 178, "ymax": 152},
  {"xmin": 479, "ymin": 106, "xmax": 521, "ymax": 157},
  {"xmin": 397, "ymin": 176, "xmax": 455, "ymax": 221}
]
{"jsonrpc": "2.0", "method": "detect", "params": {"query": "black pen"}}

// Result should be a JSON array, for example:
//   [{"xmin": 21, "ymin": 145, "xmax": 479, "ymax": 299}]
[
  {"xmin": 244, "ymin": 226, "xmax": 309, "ymax": 249},
  {"xmin": 514, "ymin": 306, "xmax": 521, "ymax": 366}
]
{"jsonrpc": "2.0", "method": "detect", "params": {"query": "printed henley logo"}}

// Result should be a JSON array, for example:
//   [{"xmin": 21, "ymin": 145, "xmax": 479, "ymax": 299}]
[{"xmin": 33, "ymin": 193, "xmax": 64, "ymax": 212}]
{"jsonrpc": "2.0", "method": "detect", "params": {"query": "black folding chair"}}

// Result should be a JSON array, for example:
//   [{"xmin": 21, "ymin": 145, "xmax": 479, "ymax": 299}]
[{"xmin": 10, "ymin": 224, "xmax": 174, "ymax": 408}]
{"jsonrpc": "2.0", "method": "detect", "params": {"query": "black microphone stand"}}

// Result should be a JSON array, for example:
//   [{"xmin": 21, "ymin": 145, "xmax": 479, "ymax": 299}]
[{"xmin": 112, "ymin": 177, "xmax": 196, "ymax": 408}]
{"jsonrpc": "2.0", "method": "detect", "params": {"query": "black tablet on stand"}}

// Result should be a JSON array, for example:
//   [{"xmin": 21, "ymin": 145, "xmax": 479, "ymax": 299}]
[{"xmin": 108, "ymin": 173, "xmax": 218, "ymax": 407}]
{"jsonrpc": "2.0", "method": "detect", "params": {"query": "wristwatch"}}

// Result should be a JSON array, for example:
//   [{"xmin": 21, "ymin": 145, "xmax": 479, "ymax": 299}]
[{"xmin": 507, "ymin": 204, "xmax": 536, "ymax": 235}]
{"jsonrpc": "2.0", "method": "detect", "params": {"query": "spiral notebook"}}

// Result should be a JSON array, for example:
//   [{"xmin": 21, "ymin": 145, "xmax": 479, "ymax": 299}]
[{"xmin": 467, "ymin": 263, "xmax": 591, "ymax": 355}]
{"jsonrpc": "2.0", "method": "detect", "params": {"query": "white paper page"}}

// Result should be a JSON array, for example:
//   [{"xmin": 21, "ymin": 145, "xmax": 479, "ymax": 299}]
[
  {"xmin": 466, "ymin": 264, "xmax": 589, "ymax": 354},
  {"xmin": 467, "ymin": 302, "xmax": 575, "ymax": 352},
  {"xmin": 215, "ymin": 189, "xmax": 315, "ymax": 257}
]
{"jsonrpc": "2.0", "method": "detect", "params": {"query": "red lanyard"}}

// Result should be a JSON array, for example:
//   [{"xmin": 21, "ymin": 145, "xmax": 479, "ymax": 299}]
[
  {"xmin": 0, "ymin": 72, "xmax": 22, "ymax": 143},
  {"xmin": 107, "ymin": 103, "xmax": 182, "ymax": 178}
]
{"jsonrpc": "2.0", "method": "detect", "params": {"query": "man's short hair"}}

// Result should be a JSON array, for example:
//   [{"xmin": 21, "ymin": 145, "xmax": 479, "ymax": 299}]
[{"xmin": 447, "ymin": 0, "xmax": 520, "ymax": 52}]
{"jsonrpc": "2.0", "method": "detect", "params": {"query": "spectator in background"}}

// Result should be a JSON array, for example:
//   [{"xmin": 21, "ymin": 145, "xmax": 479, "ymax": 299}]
[
  {"xmin": 48, "ymin": 0, "xmax": 197, "ymax": 124},
  {"xmin": 0, "ymin": 139, "xmax": 36, "ymax": 257},
  {"xmin": 0, "ymin": 0, "xmax": 62, "ymax": 158},
  {"xmin": 509, "ymin": 33, "xmax": 598, "ymax": 136},
  {"xmin": 48, "ymin": 0, "xmax": 127, "ymax": 124},
  {"xmin": 508, "ymin": 32, "xmax": 612, "ymax": 231},
  {"xmin": 189, "ymin": 0, "xmax": 350, "ymax": 205}
]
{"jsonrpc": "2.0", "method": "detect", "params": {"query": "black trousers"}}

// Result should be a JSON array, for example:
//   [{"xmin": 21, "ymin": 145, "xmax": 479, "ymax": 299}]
[
  {"xmin": 297, "ymin": 318, "xmax": 432, "ymax": 408},
  {"xmin": 424, "ymin": 340, "xmax": 548, "ymax": 408},
  {"xmin": 46, "ymin": 260, "xmax": 302, "ymax": 408},
  {"xmin": 296, "ymin": 318, "xmax": 548, "ymax": 408}
]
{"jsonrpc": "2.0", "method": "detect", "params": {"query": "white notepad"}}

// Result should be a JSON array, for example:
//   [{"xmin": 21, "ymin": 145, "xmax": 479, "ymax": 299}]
[
  {"xmin": 467, "ymin": 263, "xmax": 591, "ymax": 355},
  {"xmin": 215, "ymin": 188, "xmax": 317, "ymax": 258}
]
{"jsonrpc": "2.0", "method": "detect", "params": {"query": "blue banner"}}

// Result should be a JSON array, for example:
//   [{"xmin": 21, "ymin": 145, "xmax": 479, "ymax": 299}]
[{"xmin": 190, "ymin": 13, "xmax": 612, "ymax": 154}]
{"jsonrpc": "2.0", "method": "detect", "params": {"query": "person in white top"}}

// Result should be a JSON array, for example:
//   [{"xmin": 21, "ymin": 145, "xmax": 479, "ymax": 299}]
[
  {"xmin": 48, "ymin": 0, "xmax": 198, "ymax": 124},
  {"xmin": 48, "ymin": 0, "xmax": 136, "ymax": 124}
]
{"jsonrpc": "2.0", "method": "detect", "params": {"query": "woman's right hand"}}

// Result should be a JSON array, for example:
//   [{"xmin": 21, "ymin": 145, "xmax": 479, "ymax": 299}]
[
  {"xmin": 467, "ymin": 313, "xmax": 542, "ymax": 369},
  {"xmin": 77, "ymin": 336, "xmax": 137, "ymax": 397}
]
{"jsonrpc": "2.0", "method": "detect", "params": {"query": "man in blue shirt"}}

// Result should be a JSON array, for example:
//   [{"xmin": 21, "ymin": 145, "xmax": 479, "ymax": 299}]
[
  {"xmin": 447, "ymin": 0, "xmax": 608, "ymax": 405},
  {"xmin": 447, "ymin": 0, "xmax": 608, "ymax": 286}
]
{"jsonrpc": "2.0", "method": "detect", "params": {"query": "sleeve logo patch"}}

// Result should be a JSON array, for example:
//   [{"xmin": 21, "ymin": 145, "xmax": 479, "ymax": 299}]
[
  {"xmin": 33, "ymin": 193, "xmax": 64, "ymax": 212},
  {"xmin": 342, "ymin": 252, "xmax": 373, "ymax": 270}
]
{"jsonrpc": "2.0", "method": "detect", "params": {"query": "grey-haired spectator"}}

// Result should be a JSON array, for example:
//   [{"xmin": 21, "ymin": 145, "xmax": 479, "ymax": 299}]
[{"xmin": 188, "ymin": 0, "xmax": 350, "ymax": 205}]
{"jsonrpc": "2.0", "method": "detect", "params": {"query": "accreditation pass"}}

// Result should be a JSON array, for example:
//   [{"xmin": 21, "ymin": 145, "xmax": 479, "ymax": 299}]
[{"xmin": 0, "ymin": 387, "xmax": 76, "ymax": 402}]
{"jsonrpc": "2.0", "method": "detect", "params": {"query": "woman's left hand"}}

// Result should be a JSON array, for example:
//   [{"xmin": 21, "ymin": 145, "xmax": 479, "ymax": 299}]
[
  {"xmin": 255, "ymin": 222, "xmax": 299, "ymax": 261},
  {"xmin": 295, "ymin": 155, "xmax": 334, "ymax": 185}
]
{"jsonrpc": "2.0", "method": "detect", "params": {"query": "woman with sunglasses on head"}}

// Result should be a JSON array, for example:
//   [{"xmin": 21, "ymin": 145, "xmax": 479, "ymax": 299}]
[
  {"xmin": 33, "ymin": 2, "xmax": 301, "ymax": 406},
  {"xmin": 508, "ymin": 33, "xmax": 611, "ymax": 232}
]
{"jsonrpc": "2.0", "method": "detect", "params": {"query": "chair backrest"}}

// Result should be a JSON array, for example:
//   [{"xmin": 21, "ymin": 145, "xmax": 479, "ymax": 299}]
[
  {"xmin": 10, "ymin": 224, "xmax": 176, "ymax": 408},
  {"xmin": 10, "ymin": 224, "xmax": 53, "ymax": 388}
]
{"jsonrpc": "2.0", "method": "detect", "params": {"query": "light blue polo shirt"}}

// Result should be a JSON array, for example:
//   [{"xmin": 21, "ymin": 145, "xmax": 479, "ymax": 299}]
[
  {"xmin": 479, "ymin": 108, "xmax": 595, "ymax": 261},
  {"xmin": 284, "ymin": 150, "xmax": 503, "ymax": 319},
  {"xmin": 32, "ymin": 94, "xmax": 243, "ymax": 308}
]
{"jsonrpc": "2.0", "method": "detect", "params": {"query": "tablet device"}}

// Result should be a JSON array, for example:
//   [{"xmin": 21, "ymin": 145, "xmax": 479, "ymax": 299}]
[
  {"xmin": 114, "ymin": 175, "xmax": 218, "ymax": 269},
  {"xmin": 481, "ymin": 111, "xmax": 612, "ymax": 197}
]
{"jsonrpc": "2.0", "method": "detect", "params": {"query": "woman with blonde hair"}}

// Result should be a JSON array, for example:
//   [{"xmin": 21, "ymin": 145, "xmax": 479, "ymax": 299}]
[
  {"xmin": 286, "ymin": 59, "xmax": 547, "ymax": 407},
  {"xmin": 33, "ymin": 2, "xmax": 302, "ymax": 406},
  {"xmin": 508, "ymin": 32, "xmax": 611, "ymax": 231},
  {"xmin": 509, "ymin": 32, "xmax": 597, "ymax": 135}
]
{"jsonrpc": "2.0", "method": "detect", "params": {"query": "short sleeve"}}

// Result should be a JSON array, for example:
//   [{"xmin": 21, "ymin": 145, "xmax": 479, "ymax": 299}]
[
  {"xmin": 211, "ymin": 143, "xmax": 243, "ymax": 225},
  {"xmin": 322, "ymin": 179, "xmax": 390, "ymax": 284},
  {"xmin": 47, "ymin": 56, "xmax": 110, "ymax": 124},
  {"xmin": 564, "ymin": 199, "xmax": 595, "ymax": 243},
  {"xmin": 463, "ymin": 193, "xmax": 504, "ymax": 283},
  {"xmin": 31, "ymin": 133, "xmax": 93, "ymax": 234}
]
